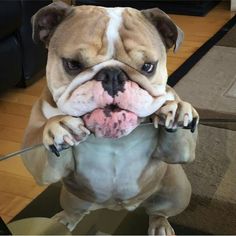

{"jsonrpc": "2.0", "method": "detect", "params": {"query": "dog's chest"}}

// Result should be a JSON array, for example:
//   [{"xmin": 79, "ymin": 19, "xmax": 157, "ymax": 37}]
[{"xmin": 69, "ymin": 125, "xmax": 158, "ymax": 202}]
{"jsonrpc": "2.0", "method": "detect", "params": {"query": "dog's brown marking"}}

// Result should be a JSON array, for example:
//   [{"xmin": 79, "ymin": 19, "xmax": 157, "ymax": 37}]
[
  {"xmin": 63, "ymin": 172, "xmax": 97, "ymax": 202},
  {"xmin": 51, "ymin": 6, "xmax": 110, "ymax": 67},
  {"xmin": 116, "ymin": 9, "xmax": 162, "ymax": 69}
]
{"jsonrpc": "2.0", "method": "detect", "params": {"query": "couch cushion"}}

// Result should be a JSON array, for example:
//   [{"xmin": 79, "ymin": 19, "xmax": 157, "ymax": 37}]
[
  {"xmin": 18, "ymin": 0, "xmax": 49, "ymax": 86},
  {"xmin": 0, "ymin": 0, "xmax": 22, "ymax": 40},
  {"xmin": 0, "ymin": 35, "xmax": 22, "ymax": 92},
  {"xmin": 74, "ymin": 0, "xmax": 220, "ymax": 16}
]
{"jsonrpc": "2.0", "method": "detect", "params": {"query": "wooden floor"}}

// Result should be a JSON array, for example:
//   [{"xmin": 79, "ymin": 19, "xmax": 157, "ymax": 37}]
[{"xmin": 0, "ymin": 2, "xmax": 234, "ymax": 223}]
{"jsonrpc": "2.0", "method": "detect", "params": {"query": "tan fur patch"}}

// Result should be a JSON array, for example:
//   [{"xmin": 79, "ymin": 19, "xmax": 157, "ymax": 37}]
[
  {"xmin": 50, "ymin": 6, "xmax": 110, "ymax": 66},
  {"xmin": 116, "ymin": 8, "xmax": 164, "ymax": 67}
]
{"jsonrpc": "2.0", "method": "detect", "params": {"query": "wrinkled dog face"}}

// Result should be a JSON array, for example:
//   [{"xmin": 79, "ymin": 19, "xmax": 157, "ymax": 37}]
[{"xmin": 32, "ymin": 1, "xmax": 183, "ymax": 138}]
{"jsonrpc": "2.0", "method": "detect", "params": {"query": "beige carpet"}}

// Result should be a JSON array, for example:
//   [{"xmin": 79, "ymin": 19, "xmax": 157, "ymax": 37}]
[
  {"xmin": 217, "ymin": 26, "xmax": 236, "ymax": 47},
  {"xmin": 171, "ymin": 125, "xmax": 236, "ymax": 234},
  {"xmin": 172, "ymin": 27, "xmax": 236, "ymax": 234},
  {"xmin": 175, "ymin": 46, "xmax": 236, "ymax": 125}
]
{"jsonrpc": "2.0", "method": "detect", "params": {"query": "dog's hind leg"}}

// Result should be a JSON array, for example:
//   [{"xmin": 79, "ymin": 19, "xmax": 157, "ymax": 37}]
[
  {"xmin": 142, "ymin": 165, "xmax": 191, "ymax": 236},
  {"xmin": 52, "ymin": 186, "xmax": 100, "ymax": 232}
]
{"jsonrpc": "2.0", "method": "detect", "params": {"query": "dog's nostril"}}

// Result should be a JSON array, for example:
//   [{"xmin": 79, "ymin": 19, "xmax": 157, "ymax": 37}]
[
  {"xmin": 103, "ymin": 75, "xmax": 110, "ymax": 84},
  {"xmin": 104, "ymin": 76, "xmax": 110, "ymax": 82},
  {"xmin": 119, "ymin": 72, "xmax": 128, "ymax": 81},
  {"xmin": 118, "ymin": 79, "xmax": 124, "ymax": 85}
]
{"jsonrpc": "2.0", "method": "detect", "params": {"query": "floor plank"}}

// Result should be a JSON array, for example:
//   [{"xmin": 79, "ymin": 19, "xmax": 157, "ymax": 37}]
[
  {"xmin": 0, "ymin": 192, "xmax": 32, "ymax": 220},
  {"xmin": 0, "ymin": 101, "xmax": 31, "ymax": 117},
  {"xmin": 0, "ymin": 126, "xmax": 24, "ymax": 143},
  {"xmin": 0, "ymin": 171, "xmax": 45, "ymax": 199}
]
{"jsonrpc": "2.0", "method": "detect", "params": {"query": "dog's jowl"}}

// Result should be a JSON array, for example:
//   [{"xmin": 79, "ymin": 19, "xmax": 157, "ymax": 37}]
[{"xmin": 22, "ymin": 1, "xmax": 198, "ymax": 234}]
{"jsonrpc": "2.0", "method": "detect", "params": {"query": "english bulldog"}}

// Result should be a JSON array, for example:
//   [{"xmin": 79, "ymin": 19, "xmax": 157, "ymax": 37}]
[{"xmin": 22, "ymin": 1, "xmax": 199, "ymax": 235}]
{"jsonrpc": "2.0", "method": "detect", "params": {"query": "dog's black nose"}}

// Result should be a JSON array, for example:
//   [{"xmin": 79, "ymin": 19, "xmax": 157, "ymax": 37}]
[{"xmin": 95, "ymin": 67, "xmax": 128, "ymax": 97}]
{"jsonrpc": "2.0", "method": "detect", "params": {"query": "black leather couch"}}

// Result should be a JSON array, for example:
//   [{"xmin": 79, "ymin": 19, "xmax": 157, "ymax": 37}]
[
  {"xmin": 0, "ymin": 0, "xmax": 51, "ymax": 93},
  {"xmin": 74, "ymin": 0, "xmax": 220, "ymax": 16}
]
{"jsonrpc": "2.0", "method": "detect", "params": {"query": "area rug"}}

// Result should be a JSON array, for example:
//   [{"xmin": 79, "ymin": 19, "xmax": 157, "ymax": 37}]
[
  {"xmin": 175, "ymin": 45, "xmax": 236, "ymax": 126},
  {"xmin": 171, "ymin": 125, "xmax": 236, "ymax": 235},
  {"xmin": 174, "ymin": 23, "xmax": 236, "ymax": 110},
  {"xmin": 171, "ymin": 17, "xmax": 236, "ymax": 235},
  {"xmin": 11, "ymin": 14, "xmax": 236, "ymax": 236}
]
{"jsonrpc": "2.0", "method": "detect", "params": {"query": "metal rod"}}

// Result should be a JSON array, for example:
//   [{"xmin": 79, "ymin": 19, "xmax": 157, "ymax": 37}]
[
  {"xmin": 0, "ymin": 118, "xmax": 236, "ymax": 162},
  {"xmin": 0, "ymin": 144, "xmax": 43, "ymax": 162}
]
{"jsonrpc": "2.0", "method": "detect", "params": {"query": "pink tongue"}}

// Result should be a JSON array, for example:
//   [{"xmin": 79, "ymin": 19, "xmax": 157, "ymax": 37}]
[{"xmin": 83, "ymin": 108, "xmax": 140, "ymax": 138}]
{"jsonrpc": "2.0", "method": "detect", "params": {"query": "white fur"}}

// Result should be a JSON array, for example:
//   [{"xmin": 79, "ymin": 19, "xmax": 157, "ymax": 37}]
[
  {"xmin": 42, "ymin": 101, "xmax": 64, "ymax": 119},
  {"xmin": 105, "ymin": 8, "xmax": 124, "ymax": 57},
  {"xmin": 73, "ymin": 124, "xmax": 159, "ymax": 204}
]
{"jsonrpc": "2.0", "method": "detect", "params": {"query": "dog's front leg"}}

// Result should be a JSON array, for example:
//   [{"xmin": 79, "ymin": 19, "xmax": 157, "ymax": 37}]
[
  {"xmin": 153, "ymin": 86, "xmax": 199, "ymax": 164},
  {"xmin": 22, "ymin": 89, "xmax": 90, "ymax": 185}
]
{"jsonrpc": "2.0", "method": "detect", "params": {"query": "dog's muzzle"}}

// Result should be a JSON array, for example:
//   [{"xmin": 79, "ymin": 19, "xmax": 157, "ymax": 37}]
[
  {"xmin": 56, "ymin": 63, "xmax": 169, "ymax": 139},
  {"xmin": 83, "ymin": 67, "xmax": 139, "ymax": 139}
]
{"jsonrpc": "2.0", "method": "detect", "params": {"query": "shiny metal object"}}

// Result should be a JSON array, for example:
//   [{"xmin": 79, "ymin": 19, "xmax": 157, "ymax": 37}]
[{"xmin": 0, "ymin": 143, "xmax": 43, "ymax": 161}]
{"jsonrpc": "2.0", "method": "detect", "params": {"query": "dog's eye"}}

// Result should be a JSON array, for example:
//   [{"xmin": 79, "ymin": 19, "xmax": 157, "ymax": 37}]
[
  {"xmin": 62, "ymin": 58, "xmax": 82, "ymax": 75},
  {"xmin": 141, "ymin": 63, "xmax": 156, "ymax": 74}
]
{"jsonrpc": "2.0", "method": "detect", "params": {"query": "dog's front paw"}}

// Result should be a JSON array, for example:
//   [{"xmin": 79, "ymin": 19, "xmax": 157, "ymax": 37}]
[
  {"xmin": 148, "ymin": 216, "xmax": 175, "ymax": 236},
  {"xmin": 153, "ymin": 100, "xmax": 199, "ymax": 133},
  {"xmin": 43, "ymin": 115, "xmax": 90, "ymax": 156}
]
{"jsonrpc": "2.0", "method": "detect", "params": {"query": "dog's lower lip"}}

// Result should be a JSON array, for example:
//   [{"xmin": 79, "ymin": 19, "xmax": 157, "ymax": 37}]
[{"xmin": 82, "ymin": 105, "xmax": 140, "ymax": 139}]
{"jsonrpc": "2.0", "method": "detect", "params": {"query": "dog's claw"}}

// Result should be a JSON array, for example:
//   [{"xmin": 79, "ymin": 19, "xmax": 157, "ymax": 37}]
[
  {"xmin": 49, "ymin": 144, "xmax": 60, "ymax": 157},
  {"xmin": 190, "ymin": 117, "xmax": 198, "ymax": 133},
  {"xmin": 165, "ymin": 127, "xmax": 177, "ymax": 133},
  {"xmin": 183, "ymin": 117, "xmax": 198, "ymax": 133},
  {"xmin": 153, "ymin": 116, "xmax": 159, "ymax": 129}
]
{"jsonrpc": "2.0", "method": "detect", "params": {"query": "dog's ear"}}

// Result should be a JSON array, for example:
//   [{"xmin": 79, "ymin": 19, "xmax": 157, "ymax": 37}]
[
  {"xmin": 141, "ymin": 8, "xmax": 184, "ymax": 52},
  {"xmin": 32, "ymin": 1, "xmax": 72, "ymax": 46}
]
